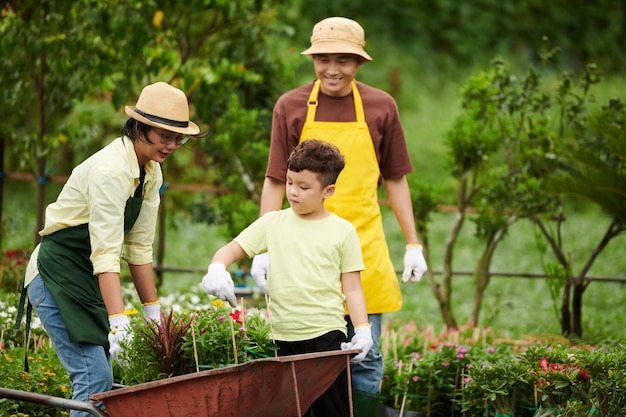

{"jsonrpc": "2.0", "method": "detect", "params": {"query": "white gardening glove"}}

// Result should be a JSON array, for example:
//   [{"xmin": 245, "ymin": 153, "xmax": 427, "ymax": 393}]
[
  {"xmin": 341, "ymin": 325, "xmax": 373, "ymax": 363},
  {"xmin": 142, "ymin": 301, "xmax": 161, "ymax": 325},
  {"xmin": 108, "ymin": 314, "xmax": 132, "ymax": 367},
  {"xmin": 250, "ymin": 253, "xmax": 269, "ymax": 293},
  {"xmin": 401, "ymin": 245, "xmax": 428, "ymax": 283},
  {"xmin": 201, "ymin": 263, "xmax": 237, "ymax": 307}
]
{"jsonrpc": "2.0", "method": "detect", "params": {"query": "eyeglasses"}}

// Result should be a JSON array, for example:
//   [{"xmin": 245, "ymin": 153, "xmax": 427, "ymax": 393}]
[{"xmin": 152, "ymin": 129, "xmax": 190, "ymax": 146}]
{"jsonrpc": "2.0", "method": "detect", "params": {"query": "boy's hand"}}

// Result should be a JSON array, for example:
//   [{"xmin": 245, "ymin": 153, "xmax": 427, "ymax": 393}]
[
  {"xmin": 201, "ymin": 263, "xmax": 237, "ymax": 306},
  {"xmin": 341, "ymin": 325, "xmax": 373, "ymax": 363}
]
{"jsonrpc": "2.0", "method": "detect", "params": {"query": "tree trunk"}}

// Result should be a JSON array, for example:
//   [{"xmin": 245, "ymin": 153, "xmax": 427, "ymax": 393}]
[
  {"xmin": 35, "ymin": 156, "xmax": 46, "ymax": 247},
  {"xmin": 571, "ymin": 282, "xmax": 584, "ymax": 338},
  {"xmin": 560, "ymin": 278, "xmax": 572, "ymax": 336},
  {"xmin": 0, "ymin": 136, "xmax": 4, "ymax": 248}
]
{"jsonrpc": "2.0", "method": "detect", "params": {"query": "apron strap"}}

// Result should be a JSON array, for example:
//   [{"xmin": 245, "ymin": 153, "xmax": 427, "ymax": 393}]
[
  {"xmin": 133, "ymin": 166, "xmax": 146, "ymax": 198},
  {"xmin": 14, "ymin": 284, "xmax": 33, "ymax": 372},
  {"xmin": 305, "ymin": 80, "xmax": 365, "ymax": 123}
]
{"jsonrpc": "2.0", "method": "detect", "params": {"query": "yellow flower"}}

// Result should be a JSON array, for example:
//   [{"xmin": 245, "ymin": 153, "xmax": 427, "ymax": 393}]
[
  {"xmin": 152, "ymin": 10, "xmax": 164, "ymax": 29},
  {"xmin": 125, "ymin": 308, "xmax": 139, "ymax": 316},
  {"xmin": 212, "ymin": 299, "xmax": 225, "ymax": 308},
  {"xmin": 61, "ymin": 385, "xmax": 68, "ymax": 393}
]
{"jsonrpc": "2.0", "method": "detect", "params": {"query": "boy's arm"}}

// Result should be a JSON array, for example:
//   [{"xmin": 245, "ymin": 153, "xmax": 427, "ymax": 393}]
[
  {"xmin": 201, "ymin": 241, "xmax": 247, "ymax": 306},
  {"xmin": 212, "ymin": 241, "xmax": 248, "ymax": 266},
  {"xmin": 341, "ymin": 271, "xmax": 373, "ymax": 363},
  {"xmin": 342, "ymin": 271, "xmax": 368, "ymax": 326}
]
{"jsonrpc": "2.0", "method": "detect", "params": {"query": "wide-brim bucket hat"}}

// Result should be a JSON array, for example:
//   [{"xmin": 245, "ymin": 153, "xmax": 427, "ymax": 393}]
[
  {"xmin": 125, "ymin": 81, "xmax": 200, "ymax": 135},
  {"xmin": 301, "ymin": 17, "xmax": 372, "ymax": 61}
]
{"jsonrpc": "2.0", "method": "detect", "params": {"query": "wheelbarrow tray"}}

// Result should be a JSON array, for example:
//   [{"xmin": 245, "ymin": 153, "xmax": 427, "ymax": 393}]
[{"xmin": 90, "ymin": 349, "xmax": 357, "ymax": 417}]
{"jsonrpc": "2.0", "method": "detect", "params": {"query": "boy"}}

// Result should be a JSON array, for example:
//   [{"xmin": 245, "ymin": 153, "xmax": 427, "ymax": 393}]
[{"xmin": 202, "ymin": 139, "xmax": 372, "ymax": 416}]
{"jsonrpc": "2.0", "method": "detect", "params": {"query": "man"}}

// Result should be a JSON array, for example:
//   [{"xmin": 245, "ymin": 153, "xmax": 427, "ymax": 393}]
[{"xmin": 252, "ymin": 17, "xmax": 427, "ymax": 417}]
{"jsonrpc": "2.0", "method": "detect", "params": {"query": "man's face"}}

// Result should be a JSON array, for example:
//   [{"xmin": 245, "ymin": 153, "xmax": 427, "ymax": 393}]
[{"xmin": 313, "ymin": 53, "xmax": 363, "ymax": 97}]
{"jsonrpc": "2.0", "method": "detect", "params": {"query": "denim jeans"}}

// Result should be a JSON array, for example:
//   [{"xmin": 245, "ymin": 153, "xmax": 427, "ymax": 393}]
[
  {"xmin": 27, "ymin": 275, "xmax": 112, "ymax": 417},
  {"xmin": 346, "ymin": 313, "xmax": 383, "ymax": 394}
]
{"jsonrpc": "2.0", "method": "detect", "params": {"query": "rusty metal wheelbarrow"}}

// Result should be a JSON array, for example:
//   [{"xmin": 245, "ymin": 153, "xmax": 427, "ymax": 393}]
[{"xmin": 1, "ymin": 349, "xmax": 358, "ymax": 417}]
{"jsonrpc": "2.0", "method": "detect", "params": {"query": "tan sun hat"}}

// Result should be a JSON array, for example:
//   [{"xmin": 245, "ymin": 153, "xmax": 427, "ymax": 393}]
[
  {"xmin": 125, "ymin": 81, "xmax": 200, "ymax": 135},
  {"xmin": 301, "ymin": 17, "xmax": 372, "ymax": 61}
]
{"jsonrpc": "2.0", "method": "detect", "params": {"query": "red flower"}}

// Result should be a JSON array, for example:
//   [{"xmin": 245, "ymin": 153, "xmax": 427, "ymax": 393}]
[
  {"xmin": 229, "ymin": 309, "xmax": 242, "ymax": 324},
  {"xmin": 579, "ymin": 369, "xmax": 589, "ymax": 381},
  {"xmin": 539, "ymin": 357, "xmax": 549, "ymax": 372}
]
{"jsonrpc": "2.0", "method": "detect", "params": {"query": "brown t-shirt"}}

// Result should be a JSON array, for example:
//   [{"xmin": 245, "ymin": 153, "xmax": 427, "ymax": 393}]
[{"xmin": 266, "ymin": 80, "xmax": 413, "ymax": 185}]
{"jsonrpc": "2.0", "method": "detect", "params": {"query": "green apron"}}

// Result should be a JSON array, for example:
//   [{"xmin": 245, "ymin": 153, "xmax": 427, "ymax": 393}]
[{"xmin": 38, "ymin": 167, "xmax": 145, "ymax": 349}]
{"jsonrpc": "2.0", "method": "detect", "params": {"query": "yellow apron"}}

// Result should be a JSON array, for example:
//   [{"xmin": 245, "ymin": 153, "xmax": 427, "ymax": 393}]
[{"xmin": 299, "ymin": 80, "xmax": 402, "ymax": 313}]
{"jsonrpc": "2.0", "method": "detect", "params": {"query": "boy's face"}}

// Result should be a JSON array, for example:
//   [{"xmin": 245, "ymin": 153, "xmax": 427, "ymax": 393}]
[
  {"xmin": 313, "ymin": 53, "xmax": 363, "ymax": 97},
  {"xmin": 286, "ymin": 169, "xmax": 335, "ymax": 220}
]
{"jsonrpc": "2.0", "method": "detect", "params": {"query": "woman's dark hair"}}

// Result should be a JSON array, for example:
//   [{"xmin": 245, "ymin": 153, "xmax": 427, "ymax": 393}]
[
  {"xmin": 121, "ymin": 119, "xmax": 153, "ymax": 143},
  {"xmin": 287, "ymin": 139, "xmax": 345, "ymax": 187}
]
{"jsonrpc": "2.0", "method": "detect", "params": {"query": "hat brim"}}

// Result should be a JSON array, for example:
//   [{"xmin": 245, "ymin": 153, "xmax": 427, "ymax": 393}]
[
  {"xmin": 301, "ymin": 41, "xmax": 372, "ymax": 61},
  {"xmin": 125, "ymin": 106, "xmax": 200, "ymax": 135}
]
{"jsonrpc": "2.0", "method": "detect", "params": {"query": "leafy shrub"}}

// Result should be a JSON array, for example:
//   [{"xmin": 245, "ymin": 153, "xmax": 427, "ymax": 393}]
[{"xmin": 0, "ymin": 346, "xmax": 70, "ymax": 417}]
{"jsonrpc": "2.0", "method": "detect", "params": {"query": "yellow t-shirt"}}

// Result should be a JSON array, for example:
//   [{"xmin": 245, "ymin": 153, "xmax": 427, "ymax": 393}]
[{"xmin": 234, "ymin": 209, "xmax": 365, "ymax": 341}]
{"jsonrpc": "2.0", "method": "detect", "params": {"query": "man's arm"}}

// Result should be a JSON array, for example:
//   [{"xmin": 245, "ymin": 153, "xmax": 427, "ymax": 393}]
[
  {"xmin": 259, "ymin": 177, "xmax": 286, "ymax": 216},
  {"xmin": 384, "ymin": 176, "xmax": 420, "ymax": 245},
  {"xmin": 385, "ymin": 176, "xmax": 428, "ymax": 282}
]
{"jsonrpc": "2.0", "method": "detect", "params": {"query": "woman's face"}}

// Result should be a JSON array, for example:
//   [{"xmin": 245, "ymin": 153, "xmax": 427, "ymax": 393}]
[
  {"xmin": 313, "ymin": 53, "xmax": 363, "ymax": 97},
  {"xmin": 134, "ymin": 127, "xmax": 187, "ymax": 165}
]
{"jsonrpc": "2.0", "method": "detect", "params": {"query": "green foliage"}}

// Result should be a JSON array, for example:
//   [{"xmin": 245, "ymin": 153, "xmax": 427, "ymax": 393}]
[
  {"xmin": 116, "ymin": 309, "xmax": 196, "ymax": 384},
  {"xmin": 0, "ymin": 346, "xmax": 71, "ymax": 417},
  {"xmin": 0, "ymin": 249, "xmax": 28, "ymax": 293},
  {"xmin": 114, "ymin": 300, "xmax": 277, "ymax": 385},
  {"xmin": 549, "ymin": 97, "xmax": 626, "ymax": 225},
  {"xmin": 282, "ymin": 1, "xmax": 626, "ymax": 75}
]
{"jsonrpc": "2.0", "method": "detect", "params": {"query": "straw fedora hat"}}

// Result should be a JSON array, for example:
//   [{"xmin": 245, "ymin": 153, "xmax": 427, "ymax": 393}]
[
  {"xmin": 301, "ymin": 17, "xmax": 372, "ymax": 61},
  {"xmin": 125, "ymin": 82, "xmax": 200, "ymax": 135}
]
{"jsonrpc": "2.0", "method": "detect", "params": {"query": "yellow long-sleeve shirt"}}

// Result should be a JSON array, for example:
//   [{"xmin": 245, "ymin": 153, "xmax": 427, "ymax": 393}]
[{"xmin": 25, "ymin": 137, "xmax": 162, "ymax": 286}]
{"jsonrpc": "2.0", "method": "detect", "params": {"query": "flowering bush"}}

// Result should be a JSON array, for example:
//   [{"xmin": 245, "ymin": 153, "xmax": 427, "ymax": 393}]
[
  {"xmin": 0, "ymin": 346, "xmax": 71, "ymax": 417},
  {"xmin": 381, "ymin": 321, "xmax": 626, "ymax": 417},
  {"xmin": 380, "ymin": 321, "xmax": 505, "ymax": 415},
  {"xmin": 1, "ymin": 291, "xmax": 47, "ymax": 350},
  {"xmin": 0, "ymin": 249, "xmax": 28, "ymax": 292},
  {"xmin": 115, "ymin": 298, "xmax": 277, "ymax": 385}
]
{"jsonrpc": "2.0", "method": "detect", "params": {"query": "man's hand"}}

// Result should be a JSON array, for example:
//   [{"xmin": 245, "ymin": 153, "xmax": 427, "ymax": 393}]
[
  {"xmin": 250, "ymin": 253, "xmax": 269, "ymax": 293},
  {"xmin": 340, "ymin": 325, "xmax": 373, "ymax": 363},
  {"xmin": 109, "ymin": 314, "xmax": 132, "ymax": 367},
  {"xmin": 401, "ymin": 245, "xmax": 428, "ymax": 283},
  {"xmin": 201, "ymin": 263, "xmax": 237, "ymax": 306}
]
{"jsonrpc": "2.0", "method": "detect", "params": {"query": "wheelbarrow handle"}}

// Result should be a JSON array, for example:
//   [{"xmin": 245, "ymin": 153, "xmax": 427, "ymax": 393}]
[{"xmin": 0, "ymin": 387, "xmax": 107, "ymax": 417}]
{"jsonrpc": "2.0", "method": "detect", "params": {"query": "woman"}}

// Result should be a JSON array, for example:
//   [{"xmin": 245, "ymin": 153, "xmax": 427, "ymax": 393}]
[{"xmin": 22, "ymin": 81, "xmax": 200, "ymax": 416}]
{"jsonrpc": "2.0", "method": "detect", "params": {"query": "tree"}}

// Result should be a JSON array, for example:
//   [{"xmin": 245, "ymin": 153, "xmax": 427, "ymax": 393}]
[
  {"xmin": 431, "ymin": 42, "xmax": 624, "ymax": 337},
  {"xmin": 1, "ymin": 0, "xmax": 293, "ymax": 254}
]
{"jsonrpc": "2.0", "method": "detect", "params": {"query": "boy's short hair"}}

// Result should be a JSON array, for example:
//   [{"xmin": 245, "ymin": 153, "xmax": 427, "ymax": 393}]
[{"xmin": 287, "ymin": 139, "xmax": 345, "ymax": 187}]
